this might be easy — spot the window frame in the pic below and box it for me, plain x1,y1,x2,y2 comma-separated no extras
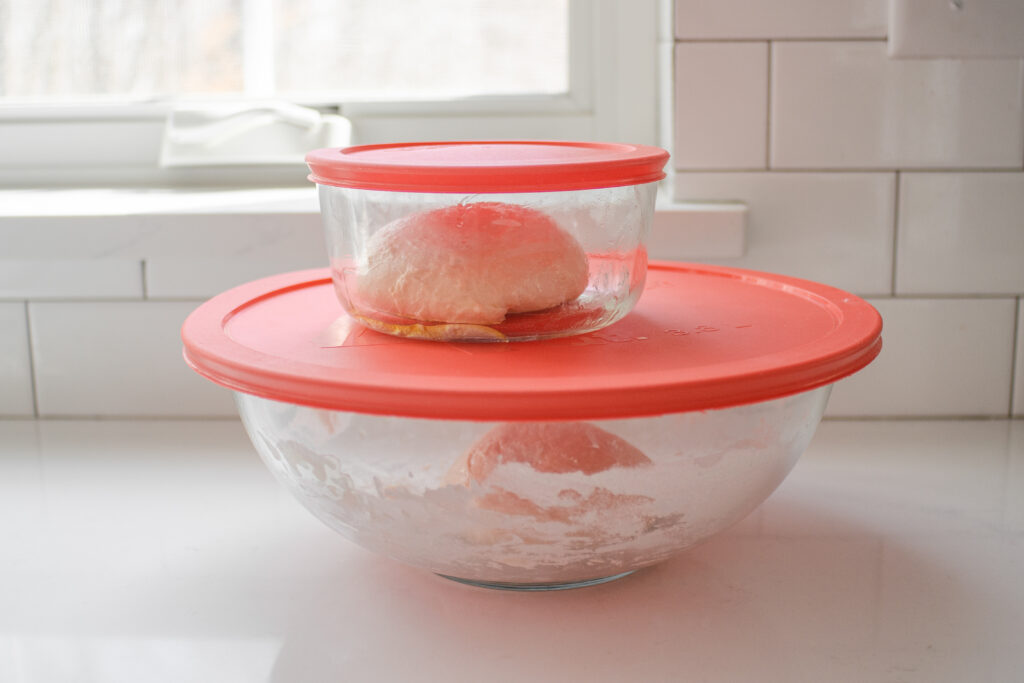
0,0,661,189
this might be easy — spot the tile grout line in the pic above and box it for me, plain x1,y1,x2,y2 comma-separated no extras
765,40,773,170
23,302,40,418
0,297,209,305
675,37,887,44
890,171,901,295
1009,296,1021,417
862,293,1023,301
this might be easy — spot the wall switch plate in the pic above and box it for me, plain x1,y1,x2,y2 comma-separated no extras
889,0,1024,58
649,199,747,260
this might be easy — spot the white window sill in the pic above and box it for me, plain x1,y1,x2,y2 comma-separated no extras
0,187,321,217
0,188,745,301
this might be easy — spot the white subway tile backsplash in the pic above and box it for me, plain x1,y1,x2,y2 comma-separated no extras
826,298,1017,417
0,188,319,217
0,304,34,416
771,42,1024,169
29,301,235,417
1,213,324,299
675,0,887,39
135,214,324,260
649,202,747,259
889,0,1024,59
897,173,1024,295
1,216,148,258
0,260,142,300
146,257,323,299
673,172,894,295
674,42,767,169
1,213,323,260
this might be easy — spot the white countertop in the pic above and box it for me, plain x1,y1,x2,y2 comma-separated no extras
2,418,1022,682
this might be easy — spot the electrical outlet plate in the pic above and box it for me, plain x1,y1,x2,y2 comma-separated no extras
889,0,1024,58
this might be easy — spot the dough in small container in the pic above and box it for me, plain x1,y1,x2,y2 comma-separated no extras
356,202,589,325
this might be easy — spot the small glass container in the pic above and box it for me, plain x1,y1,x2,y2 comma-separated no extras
306,141,670,342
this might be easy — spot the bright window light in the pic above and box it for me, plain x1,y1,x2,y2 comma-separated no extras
0,0,569,102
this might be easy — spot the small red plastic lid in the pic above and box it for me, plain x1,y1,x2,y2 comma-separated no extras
182,263,881,421
305,141,670,193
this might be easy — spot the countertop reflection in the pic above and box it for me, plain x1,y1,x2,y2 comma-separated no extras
1,418,1021,682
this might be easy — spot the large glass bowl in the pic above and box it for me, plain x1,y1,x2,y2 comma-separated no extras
236,386,831,590
182,263,882,591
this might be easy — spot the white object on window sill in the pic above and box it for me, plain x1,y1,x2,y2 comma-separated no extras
159,102,352,167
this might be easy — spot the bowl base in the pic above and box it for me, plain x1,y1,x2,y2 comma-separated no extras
436,570,636,592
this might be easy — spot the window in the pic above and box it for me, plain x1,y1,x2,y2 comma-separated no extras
0,0,661,188
2,0,568,101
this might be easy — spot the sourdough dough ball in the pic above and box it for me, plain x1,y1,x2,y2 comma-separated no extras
357,202,588,325
446,422,652,523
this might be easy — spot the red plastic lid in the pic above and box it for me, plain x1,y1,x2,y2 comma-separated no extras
182,263,881,421
305,141,670,193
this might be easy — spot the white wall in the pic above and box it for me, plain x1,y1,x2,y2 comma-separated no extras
0,200,325,418
672,0,1023,417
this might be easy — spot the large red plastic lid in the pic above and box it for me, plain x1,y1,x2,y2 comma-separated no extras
305,141,670,193
182,262,881,421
